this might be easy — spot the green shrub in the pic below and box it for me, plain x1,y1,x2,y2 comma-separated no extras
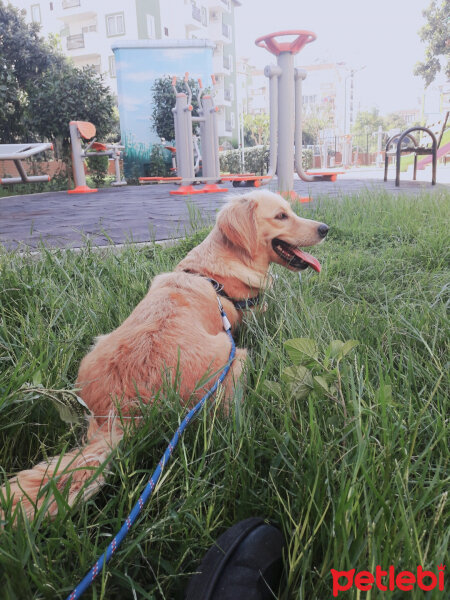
302,148,313,170
86,153,109,187
220,146,312,174
145,144,171,177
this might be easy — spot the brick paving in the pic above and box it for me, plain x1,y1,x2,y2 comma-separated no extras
0,173,448,250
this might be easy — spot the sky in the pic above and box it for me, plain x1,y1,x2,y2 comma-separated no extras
234,0,436,115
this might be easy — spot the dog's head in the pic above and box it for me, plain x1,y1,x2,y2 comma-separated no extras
217,190,328,272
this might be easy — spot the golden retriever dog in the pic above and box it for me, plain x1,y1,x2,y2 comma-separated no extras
1,190,328,520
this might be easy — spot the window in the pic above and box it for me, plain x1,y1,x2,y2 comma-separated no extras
231,112,235,128
164,27,169,36
82,24,97,33
201,6,207,26
31,4,41,23
49,2,54,10
146,15,155,39
106,13,125,37
109,56,116,78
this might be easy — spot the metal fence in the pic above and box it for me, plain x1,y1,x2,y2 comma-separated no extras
308,133,391,167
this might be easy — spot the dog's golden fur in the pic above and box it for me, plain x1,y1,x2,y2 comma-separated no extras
1,190,327,520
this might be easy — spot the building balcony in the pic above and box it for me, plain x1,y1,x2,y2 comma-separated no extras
210,0,230,11
56,2,97,25
66,31,101,57
185,4,208,31
208,19,232,43
214,87,231,107
71,53,102,73
67,33,84,50
62,0,80,8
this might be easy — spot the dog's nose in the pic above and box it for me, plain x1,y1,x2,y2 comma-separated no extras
318,223,329,238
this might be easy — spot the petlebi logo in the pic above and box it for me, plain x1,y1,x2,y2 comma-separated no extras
330,564,445,597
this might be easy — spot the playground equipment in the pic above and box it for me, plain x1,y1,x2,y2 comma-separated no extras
254,30,343,196
68,121,126,194
140,73,227,195
0,143,52,185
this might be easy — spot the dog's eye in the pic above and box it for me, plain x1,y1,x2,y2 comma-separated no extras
275,213,288,220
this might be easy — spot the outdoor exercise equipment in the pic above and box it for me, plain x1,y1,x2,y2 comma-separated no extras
139,73,227,195
68,121,126,194
255,30,343,196
0,143,53,185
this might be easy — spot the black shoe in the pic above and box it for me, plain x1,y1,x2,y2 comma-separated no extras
185,517,285,600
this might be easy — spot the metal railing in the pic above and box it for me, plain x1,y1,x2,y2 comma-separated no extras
192,6,201,22
308,132,391,166
67,33,84,50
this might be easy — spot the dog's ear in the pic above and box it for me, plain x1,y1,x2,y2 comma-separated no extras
217,197,258,258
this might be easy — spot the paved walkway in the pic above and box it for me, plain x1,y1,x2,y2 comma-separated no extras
0,168,448,250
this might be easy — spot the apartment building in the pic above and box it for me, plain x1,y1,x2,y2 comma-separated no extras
236,58,269,115
236,58,367,137
11,0,241,140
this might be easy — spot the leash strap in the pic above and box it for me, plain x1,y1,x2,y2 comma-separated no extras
67,301,235,600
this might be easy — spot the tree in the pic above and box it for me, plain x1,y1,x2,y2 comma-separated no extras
27,62,117,168
243,113,269,146
0,1,64,141
302,103,334,144
414,0,450,86
0,2,117,179
383,113,408,132
151,76,203,142
351,108,384,137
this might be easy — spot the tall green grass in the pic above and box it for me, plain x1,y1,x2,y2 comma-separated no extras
0,190,448,599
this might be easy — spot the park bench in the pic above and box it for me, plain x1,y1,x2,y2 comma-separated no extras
384,111,449,186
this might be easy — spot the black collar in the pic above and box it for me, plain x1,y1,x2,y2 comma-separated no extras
182,270,260,311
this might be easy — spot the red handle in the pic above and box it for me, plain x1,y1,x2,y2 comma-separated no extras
255,30,316,56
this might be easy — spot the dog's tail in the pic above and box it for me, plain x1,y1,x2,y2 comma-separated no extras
0,416,123,522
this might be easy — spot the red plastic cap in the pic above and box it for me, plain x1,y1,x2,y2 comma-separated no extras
255,30,316,55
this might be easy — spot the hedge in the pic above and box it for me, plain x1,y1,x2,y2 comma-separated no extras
219,145,313,175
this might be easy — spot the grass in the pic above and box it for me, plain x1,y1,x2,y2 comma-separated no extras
0,190,449,599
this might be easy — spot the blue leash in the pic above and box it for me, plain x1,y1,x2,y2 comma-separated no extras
67,298,235,600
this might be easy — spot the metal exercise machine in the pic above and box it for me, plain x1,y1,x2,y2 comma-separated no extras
255,30,343,197
68,120,126,194
140,73,227,195
0,143,53,185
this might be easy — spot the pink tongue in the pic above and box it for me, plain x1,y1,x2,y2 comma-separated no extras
291,248,321,272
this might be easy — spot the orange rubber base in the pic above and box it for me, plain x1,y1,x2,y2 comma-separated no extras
68,186,98,194
202,184,229,193
305,171,344,182
280,190,312,203
170,185,205,196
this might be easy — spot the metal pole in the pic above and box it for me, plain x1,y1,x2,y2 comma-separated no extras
263,64,281,180
294,68,315,182
276,51,295,192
